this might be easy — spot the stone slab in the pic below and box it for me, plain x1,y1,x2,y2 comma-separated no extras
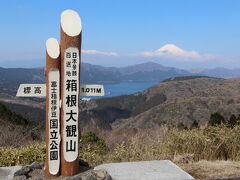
0,166,22,180
94,160,194,180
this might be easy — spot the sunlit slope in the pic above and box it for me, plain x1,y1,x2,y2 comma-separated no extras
80,77,240,132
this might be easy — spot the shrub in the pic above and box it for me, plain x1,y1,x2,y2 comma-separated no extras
79,132,108,165
80,131,107,154
30,128,41,141
177,122,188,130
190,120,199,129
227,114,237,128
208,112,225,126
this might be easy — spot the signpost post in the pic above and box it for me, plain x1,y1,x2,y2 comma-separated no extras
60,10,82,176
45,38,61,177
16,9,105,177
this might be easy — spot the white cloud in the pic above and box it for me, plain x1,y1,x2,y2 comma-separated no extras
141,44,216,61
82,49,118,56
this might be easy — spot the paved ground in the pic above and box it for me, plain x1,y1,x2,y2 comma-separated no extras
0,165,22,180
94,160,194,180
0,160,194,180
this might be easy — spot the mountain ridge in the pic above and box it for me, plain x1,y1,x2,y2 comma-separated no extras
1,61,240,96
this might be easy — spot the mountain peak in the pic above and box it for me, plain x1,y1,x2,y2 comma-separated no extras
120,61,167,72
157,44,184,55
141,61,164,66
136,61,165,68
141,44,200,58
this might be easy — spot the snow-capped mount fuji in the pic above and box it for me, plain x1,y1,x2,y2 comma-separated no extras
142,44,200,59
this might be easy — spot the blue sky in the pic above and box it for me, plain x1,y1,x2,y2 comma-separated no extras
0,0,240,69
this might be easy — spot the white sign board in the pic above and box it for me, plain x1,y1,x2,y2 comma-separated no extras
17,84,104,97
16,84,46,97
80,84,104,96
48,69,60,175
63,47,79,162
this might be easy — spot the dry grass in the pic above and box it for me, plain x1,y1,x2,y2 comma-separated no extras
166,125,240,161
179,160,240,179
1,125,240,179
103,125,240,163
0,142,45,166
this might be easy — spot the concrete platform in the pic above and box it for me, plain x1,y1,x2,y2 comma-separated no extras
0,160,194,180
94,160,194,180
0,166,22,180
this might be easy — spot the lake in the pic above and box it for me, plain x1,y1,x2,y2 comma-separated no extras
81,81,159,100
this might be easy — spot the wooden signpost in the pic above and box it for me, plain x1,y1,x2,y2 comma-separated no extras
45,38,61,177
60,10,82,176
16,9,105,177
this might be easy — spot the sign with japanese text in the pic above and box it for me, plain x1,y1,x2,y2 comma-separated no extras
48,69,60,175
63,47,79,162
16,9,86,177
16,84,46,97
17,84,104,97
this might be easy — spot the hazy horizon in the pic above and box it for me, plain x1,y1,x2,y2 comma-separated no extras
1,60,240,71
